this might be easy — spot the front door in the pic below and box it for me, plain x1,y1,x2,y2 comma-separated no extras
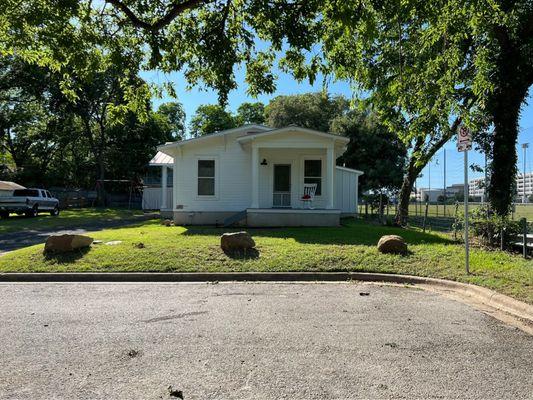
273,164,291,207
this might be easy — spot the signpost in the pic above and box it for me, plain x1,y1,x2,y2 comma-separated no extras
457,125,472,274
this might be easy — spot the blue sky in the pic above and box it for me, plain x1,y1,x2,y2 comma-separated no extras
141,67,533,189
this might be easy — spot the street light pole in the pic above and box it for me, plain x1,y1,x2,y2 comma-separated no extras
522,143,529,203
443,149,447,217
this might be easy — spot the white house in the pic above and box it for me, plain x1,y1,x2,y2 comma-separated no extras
155,124,363,227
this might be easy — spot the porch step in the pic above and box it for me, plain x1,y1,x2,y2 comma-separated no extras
223,210,247,227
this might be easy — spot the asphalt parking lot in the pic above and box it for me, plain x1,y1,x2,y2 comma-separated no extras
0,282,531,399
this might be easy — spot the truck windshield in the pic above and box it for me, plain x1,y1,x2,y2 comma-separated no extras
13,189,39,197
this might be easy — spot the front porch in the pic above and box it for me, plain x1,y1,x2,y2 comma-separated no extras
246,208,341,227
171,207,341,227
240,135,340,211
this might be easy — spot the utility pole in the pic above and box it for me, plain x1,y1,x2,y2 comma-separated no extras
443,149,447,217
522,143,529,203
483,152,487,204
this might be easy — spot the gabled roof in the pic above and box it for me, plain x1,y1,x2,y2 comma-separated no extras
157,125,351,156
236,125,350,144
158,124,272,153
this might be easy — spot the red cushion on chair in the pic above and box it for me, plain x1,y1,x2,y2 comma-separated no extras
302,194,311,200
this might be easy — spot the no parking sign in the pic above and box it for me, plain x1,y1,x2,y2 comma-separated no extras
457,126,472,152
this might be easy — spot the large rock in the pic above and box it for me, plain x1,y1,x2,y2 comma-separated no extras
44,234,93,254
377,235,407,254
220,231,256,251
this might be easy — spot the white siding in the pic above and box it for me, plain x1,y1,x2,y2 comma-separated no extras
174,131,252,212
335,167,359,214
142,187,172,210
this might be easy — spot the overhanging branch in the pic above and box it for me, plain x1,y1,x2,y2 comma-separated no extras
105,0,211,32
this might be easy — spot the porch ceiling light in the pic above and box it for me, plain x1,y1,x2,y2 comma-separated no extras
261,158,268,166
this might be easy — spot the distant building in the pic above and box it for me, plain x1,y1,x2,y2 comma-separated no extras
417,184,463,203
516,173,533,202
468,173,533,203
469,178,486,201
418,188,443,203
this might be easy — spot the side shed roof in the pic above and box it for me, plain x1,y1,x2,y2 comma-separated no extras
149,151,174,166
336,166,364,175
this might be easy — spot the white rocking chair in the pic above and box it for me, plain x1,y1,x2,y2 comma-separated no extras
301,183,317,209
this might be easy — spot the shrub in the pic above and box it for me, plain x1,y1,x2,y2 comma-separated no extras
454,206,522,248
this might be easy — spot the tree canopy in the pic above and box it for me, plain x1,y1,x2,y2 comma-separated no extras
189,104,237,137
235,102,266,125
0,0,321,110
157,102,186,140
276,0,533,217
331,109,407,193
0,55,176,190
265,93,348,132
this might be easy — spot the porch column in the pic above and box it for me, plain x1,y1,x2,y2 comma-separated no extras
161,165,168,210
326,144,335,209
251,143,259,208
173,151,180,209
355,173,360,214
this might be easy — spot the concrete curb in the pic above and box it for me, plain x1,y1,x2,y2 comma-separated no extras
0,271,531,323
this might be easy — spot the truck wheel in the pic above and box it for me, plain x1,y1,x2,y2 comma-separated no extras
50,206,60,216
0,211,9,219
25,206,38,218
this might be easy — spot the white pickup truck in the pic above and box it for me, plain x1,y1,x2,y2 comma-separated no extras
0,189,60,218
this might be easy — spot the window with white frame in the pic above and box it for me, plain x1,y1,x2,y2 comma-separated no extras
197,159,215,196
304,159,322,195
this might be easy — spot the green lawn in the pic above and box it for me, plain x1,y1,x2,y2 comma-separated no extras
359,203,533,221
0,208,146,234
0,218,531,304
407,203,533,220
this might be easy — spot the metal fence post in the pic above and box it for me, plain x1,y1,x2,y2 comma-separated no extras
500,223,504,251
423,202,429,233
522,218,527,258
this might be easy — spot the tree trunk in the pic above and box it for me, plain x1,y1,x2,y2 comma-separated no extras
395,136,426,226
488,26,531,216
4,128,25,170
395,156,422,226
489,91,524,216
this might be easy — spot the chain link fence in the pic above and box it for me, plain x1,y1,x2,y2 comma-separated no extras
358,201,533,257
